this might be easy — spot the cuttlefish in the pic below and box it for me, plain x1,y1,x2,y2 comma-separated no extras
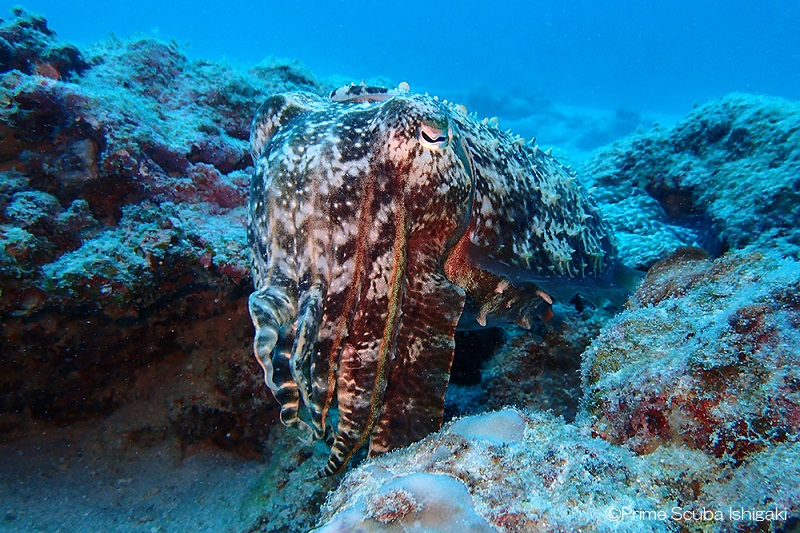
247,82,624,475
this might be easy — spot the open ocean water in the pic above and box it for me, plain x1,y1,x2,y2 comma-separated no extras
3,0,800,113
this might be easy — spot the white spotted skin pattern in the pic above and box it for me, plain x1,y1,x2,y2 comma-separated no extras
247,86,616,476
453,115,613,280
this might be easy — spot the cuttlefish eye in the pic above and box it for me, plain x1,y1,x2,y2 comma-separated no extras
418,122,450,149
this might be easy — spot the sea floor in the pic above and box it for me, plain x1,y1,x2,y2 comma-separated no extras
0,423,269,532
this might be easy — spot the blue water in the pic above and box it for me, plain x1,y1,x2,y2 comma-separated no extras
4,1,800,115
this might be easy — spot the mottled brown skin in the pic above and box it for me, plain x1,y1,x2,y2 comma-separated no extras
247,84,616,475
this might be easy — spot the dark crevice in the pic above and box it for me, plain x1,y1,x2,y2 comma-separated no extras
451,327,505,386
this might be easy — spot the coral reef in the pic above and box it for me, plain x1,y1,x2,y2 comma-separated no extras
318,249,800,532
581,94,800,268
0,8,373,531
0,8,325,450
311,86,800,533
0,7,88,79
2,6,799,532
582,247,800,461
318,407,799,532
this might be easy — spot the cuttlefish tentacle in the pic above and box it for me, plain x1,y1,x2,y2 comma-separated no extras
323,164,411,476
289,285,324,436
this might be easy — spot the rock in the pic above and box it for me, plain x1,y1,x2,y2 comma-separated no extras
582,248,800,461
317,410,670,532
319,248,800,531
0,8,326,452
0,7,88,79
315,472,493,532
581,94,800,268
476,302,609,421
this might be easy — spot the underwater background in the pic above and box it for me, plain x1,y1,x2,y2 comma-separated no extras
1,1,800,532
7,0,800,113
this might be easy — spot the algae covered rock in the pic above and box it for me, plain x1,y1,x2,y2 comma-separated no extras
316,472,494,532
582,247,800,460
475,301,609,422
0,7,88,79
0,6,325,450
582,93,800,267
312,410,647,531
317,409,669,532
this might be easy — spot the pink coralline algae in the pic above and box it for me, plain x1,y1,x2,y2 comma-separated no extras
582,248,800,462
366,488,421,524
